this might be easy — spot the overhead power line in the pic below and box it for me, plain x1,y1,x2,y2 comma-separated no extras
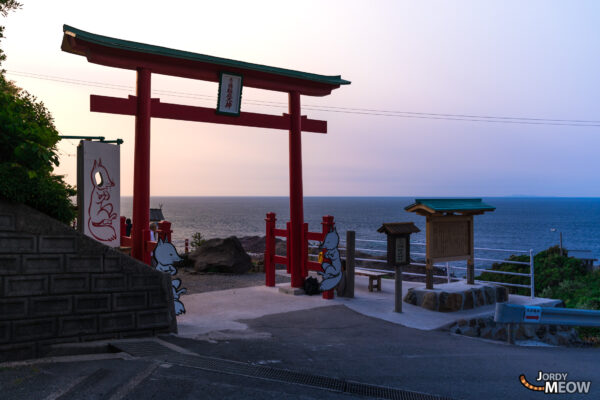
6,69,600,127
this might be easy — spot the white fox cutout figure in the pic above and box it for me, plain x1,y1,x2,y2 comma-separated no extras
318,228,343,291
87,159,117,241
153,237,187,315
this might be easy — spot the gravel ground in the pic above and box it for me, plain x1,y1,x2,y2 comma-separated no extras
175,268,290,294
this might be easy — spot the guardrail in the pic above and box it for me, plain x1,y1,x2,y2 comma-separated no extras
495,302,600,344
495,303,600,327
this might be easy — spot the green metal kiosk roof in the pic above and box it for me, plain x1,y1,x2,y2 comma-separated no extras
405,198,496,214
62,25,351,88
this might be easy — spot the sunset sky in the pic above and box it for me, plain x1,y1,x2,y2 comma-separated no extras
3,1,600,196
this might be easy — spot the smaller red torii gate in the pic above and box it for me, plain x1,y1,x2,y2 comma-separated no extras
61,25,350,288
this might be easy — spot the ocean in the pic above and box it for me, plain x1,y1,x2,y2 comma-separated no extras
121,197,600,267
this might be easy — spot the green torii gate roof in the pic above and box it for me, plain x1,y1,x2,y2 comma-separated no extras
405,198,496,215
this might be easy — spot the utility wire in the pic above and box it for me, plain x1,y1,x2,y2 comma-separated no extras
7,69,600,127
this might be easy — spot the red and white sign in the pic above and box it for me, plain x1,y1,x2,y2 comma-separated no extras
77,141,120,247
216,72,243,116
523,306,542,322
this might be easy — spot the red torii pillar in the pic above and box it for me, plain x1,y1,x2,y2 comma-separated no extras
288,91,304,288
131,69,152,261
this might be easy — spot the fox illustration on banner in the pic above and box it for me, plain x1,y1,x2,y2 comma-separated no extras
87,159,117,242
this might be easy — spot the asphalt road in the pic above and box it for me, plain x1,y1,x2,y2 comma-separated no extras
1,305,598,400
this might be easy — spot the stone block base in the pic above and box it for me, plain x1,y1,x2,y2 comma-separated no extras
403,281,509,312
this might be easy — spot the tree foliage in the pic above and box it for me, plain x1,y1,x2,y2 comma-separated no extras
0,1,76,223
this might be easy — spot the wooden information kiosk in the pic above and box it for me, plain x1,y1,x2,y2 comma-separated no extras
405,199,495,289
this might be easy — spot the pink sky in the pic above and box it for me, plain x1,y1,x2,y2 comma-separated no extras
4,1,600,196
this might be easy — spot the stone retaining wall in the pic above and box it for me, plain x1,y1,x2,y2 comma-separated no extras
0,200,176,362
448,315,581,346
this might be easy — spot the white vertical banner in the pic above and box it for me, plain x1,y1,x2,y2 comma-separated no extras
77,141,120,247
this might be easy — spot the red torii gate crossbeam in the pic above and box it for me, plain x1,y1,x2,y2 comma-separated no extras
61,25,350,288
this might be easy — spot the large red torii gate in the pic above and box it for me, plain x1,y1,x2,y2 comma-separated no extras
61,25,350,288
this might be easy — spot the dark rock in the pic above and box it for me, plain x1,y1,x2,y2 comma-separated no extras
535,325,547,339
475,289,486,307
495,286,508,303
484,286,496,304
439,292,463,312
462,326,479,337
238,236,286,257
403,289,418,305
421,292,438,311
463,290,474,310
556,332,571,346
516,324,536,339
189,236,252,274
481,329,493,339
493,327,507,341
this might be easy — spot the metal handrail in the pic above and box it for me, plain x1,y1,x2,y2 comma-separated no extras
342,234,536,298
451,266,531,277
475,257,529,265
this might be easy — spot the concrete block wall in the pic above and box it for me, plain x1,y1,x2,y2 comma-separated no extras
0,200,176,362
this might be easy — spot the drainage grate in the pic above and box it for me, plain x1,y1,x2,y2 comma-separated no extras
164,353,453,400
113,341,453,400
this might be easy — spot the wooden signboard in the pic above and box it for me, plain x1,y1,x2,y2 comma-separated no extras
427,215,473,262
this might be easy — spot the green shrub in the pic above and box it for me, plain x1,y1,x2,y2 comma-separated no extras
190,232,206,250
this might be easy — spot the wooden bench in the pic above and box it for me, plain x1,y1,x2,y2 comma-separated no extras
354,268,388,292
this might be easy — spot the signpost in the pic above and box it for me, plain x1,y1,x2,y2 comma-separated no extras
378,222,420,312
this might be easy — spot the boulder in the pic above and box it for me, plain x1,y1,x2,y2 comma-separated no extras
474,289,486,307
403,289,418,305
421,292,438,311
495,286,508,303
483,286,496,304
439,292,463,312
463,290,474,310
535,325,547,339
238,236,287,257
493,326,507,341
189,236,252,274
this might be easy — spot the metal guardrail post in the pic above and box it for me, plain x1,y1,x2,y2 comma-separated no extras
529,249,534,298
345,230,355,298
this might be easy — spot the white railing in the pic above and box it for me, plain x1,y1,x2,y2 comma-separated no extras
337,236,535,298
